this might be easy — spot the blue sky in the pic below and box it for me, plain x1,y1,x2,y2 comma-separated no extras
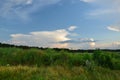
0,0,120,49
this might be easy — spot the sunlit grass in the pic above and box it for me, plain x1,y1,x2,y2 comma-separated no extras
0,66,119,80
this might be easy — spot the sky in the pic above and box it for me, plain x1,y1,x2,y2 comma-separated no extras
0,0,120,49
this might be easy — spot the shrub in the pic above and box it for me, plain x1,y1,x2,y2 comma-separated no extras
93,50,113,69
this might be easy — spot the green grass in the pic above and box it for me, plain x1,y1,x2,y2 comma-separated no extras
0,47,120,80
0,48,119,69
0,66,119,80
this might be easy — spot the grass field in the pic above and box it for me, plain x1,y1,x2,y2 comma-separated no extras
0,47,120,80
0,66,120,80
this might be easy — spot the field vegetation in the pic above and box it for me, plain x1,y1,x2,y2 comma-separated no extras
0,43,120,80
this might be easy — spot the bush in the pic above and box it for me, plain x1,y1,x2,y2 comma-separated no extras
93,50,113,69
69,54,84,67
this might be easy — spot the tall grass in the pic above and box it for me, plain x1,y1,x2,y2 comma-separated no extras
0,48,120,69
0,66,120,80
0,47,120,80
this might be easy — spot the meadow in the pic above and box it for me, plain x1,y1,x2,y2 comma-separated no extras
0,46,120,80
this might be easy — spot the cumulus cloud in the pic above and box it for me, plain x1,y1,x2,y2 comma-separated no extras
9,29,70,48
0,0,61,19
107,26,120,32
68,26,77,31
6,26,97,49
89,42,95,47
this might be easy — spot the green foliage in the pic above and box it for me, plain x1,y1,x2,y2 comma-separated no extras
93,50,114,69
69,54,84,66
0,47,120,80
0,48,119,70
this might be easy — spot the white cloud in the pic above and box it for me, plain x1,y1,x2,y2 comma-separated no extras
9,29,70,48
107,26,120,32
26,0,33,5
114,42,120,45
88,9,114,16
95,41,120,49
89,42,95,47
0,0,61,20
59,38,96,44
80,0,95,3
30,29,70,42
83,0,120,31
58,38,96,49
6,26,97,49
68,26,77,31
84,0,120,16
